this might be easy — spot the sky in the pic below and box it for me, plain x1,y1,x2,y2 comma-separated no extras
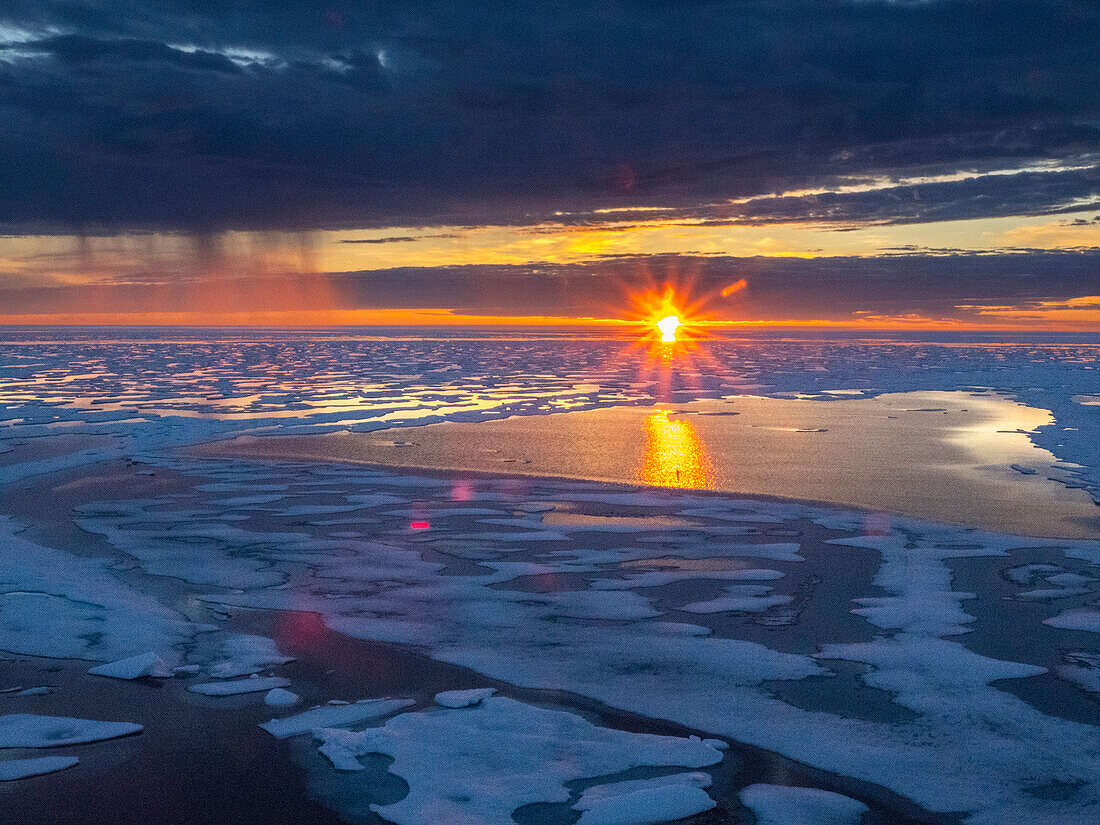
1,1,1099,328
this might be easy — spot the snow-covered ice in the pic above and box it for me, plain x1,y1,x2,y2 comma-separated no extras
67,455,1097,825
433,688,496,708
739,784,868,825
188,676,291,696
312,696,724,824
0,714,142,747
206,634,295,678
0,517,193,662
574,784,716,825
573,772,717,824
15,686,52,696
264,688,301,707
2,330,1100,823
573,772,712,809
259,698,415,738
0,755,79,781
88,652,173,680
1043,607,1100,633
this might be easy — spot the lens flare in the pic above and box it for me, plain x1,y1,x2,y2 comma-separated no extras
656,314,680,342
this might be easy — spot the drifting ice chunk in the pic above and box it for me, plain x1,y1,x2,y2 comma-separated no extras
0,756,79,781
575,784,716,825
575,772,711,809
17,687,51,696
0,714,142,747
264,688,301,707
188,676,290,696
1016,587,1089,600
1043,607,1100,633
316,728,371,771
434,688,496,708
207,634,295,678
739,784,868,825
680,585,792,614
1004,563,1060,584
1058,652,1100,694
260,698,415,738
88,652,173,680
312,696,724,824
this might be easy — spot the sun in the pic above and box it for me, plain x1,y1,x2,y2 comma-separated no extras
656,314,681,342
620,267,747,351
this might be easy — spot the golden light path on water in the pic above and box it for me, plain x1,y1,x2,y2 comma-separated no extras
639,408,712,489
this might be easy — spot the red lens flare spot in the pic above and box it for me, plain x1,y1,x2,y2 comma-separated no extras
720,278,747,298
410,520,430,530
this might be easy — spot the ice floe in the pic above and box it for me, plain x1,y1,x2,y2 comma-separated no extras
433,688,496,708
575,784,716,825
1043,607,1100,633
739,784,868,825
206,634,295,678
264,688,301,707
0,714,142,747
260,698,415,738
64,457,1100,825
679,584,793,614
188,676,291,696
573,771,712,809
1057,651,1100,694
0,517,193,662
0,755,79,781
88,652,173,680
311,697,724,824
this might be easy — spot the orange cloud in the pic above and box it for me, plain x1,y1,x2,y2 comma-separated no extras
958,295,1100,328
999,221,1100,249
0,309,629,326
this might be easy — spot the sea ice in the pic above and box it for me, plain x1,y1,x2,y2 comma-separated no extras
1043,607,1100,633
1057,652,1100,694
0,517,193,662
312,697,724,824
575,784,716,825
0,755,79,781
1015,587,1090,600
259,698,415,738
0,714,142,747
264,688,301,707
573,771,711,809
65,459,1100,824
591,568,784,590
188,676,291,696
739,784,868,825
88,652,173,680
207,634,295,678
679,584,792,614
434,688,496,708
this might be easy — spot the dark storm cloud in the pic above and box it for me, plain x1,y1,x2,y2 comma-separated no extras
2,249,1097,321
1,1,1099,232
326,250,1100,319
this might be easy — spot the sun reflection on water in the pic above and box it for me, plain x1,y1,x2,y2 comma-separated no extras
638,408,712,489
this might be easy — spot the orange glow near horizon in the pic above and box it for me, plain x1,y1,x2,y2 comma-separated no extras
0,309,632,327
1,308,1097,331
